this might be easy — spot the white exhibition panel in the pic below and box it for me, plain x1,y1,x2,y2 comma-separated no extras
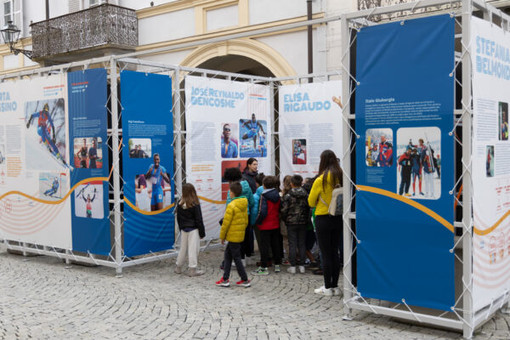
184,76,271,239
278,80,343,178
471,16,510,312
0,74,72,249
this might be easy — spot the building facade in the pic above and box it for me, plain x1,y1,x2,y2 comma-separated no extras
0,0,508,77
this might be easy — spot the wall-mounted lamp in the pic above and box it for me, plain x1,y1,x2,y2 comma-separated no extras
1,21,33,59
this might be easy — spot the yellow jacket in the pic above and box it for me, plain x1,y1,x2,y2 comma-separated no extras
308,173,338,216
220,197,248,243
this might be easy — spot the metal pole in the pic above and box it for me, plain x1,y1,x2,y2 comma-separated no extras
461,0,473,338
341,13,353,319
270,81,276,176
174,66,182,246
307,0,313,83
45,0,49,20
174,67,182,192
109,59,123,277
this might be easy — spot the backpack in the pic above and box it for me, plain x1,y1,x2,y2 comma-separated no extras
320,185,343,216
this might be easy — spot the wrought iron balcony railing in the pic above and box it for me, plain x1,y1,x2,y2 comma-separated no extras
30,4,137,61
357,0,458,21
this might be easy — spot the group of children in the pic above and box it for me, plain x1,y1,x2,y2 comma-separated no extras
175,170,318,288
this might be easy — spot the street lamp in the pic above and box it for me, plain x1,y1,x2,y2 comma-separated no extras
1,20,33,59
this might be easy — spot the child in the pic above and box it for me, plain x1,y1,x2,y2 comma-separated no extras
281,175,309,274
251,173,265,259
216,182,251,287
175,183,206,277
254,176,282,275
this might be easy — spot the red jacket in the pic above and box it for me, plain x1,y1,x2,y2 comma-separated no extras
255,188,281,231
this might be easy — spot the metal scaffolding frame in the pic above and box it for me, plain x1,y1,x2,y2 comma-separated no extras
0,2,509,338
341,1,510,339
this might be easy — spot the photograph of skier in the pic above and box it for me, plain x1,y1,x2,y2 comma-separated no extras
25,99,68,169
239,114,267,158
39,172,67,201
365,128,393,167
396,127,441,200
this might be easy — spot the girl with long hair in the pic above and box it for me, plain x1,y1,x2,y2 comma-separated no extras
308,149,343,296
175,183,206,277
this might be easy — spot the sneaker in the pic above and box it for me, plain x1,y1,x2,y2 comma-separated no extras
332,287,341,296
215,278,230,287
313,269,323,275
282,260,290,266
287,266,296,274
274,265,281,273
174,266,182,274
252,267,269,275
314,286,333,296
236,279,251,288
298,266,305,274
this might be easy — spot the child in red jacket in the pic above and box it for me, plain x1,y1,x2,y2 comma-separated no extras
253,176,281,275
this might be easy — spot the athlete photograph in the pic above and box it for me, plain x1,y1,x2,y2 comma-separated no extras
73,137,103,169
0,144,5,165
396,127,441,200
129,138,151,159
145,153,171,211
25,99,68,170
220,123,238,158
38,172,67,201
292,139,307,165
499,102,509,141
365,128,393,167
239,114,267,158
74,183,104,219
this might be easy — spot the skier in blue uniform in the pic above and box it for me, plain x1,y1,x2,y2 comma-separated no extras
26,103,63,162
44,177,59,197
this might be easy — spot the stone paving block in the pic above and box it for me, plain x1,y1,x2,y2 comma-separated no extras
1,244,510,339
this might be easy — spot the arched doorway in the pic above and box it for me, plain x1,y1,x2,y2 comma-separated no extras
180,38,295,78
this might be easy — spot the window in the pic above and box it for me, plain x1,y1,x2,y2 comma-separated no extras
3,0,11,25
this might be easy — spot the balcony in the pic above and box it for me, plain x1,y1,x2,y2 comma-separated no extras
30,4,138,64
357,0,456,21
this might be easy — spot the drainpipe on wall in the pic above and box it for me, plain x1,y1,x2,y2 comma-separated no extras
307,0,313,83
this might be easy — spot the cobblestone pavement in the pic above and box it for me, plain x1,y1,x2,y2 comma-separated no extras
0,243,509,340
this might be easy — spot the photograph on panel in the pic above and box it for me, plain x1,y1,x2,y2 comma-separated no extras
396,127,441,199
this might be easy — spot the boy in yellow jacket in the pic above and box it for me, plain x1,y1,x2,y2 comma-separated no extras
216,182,251,287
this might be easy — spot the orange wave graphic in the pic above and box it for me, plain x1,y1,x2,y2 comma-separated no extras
198,196,227,205
356,185,454,233
473,210,510,236
0,177,109,205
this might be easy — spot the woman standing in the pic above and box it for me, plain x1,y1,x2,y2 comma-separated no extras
242,158,258,258
242,158,258,194
308,150,343,296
